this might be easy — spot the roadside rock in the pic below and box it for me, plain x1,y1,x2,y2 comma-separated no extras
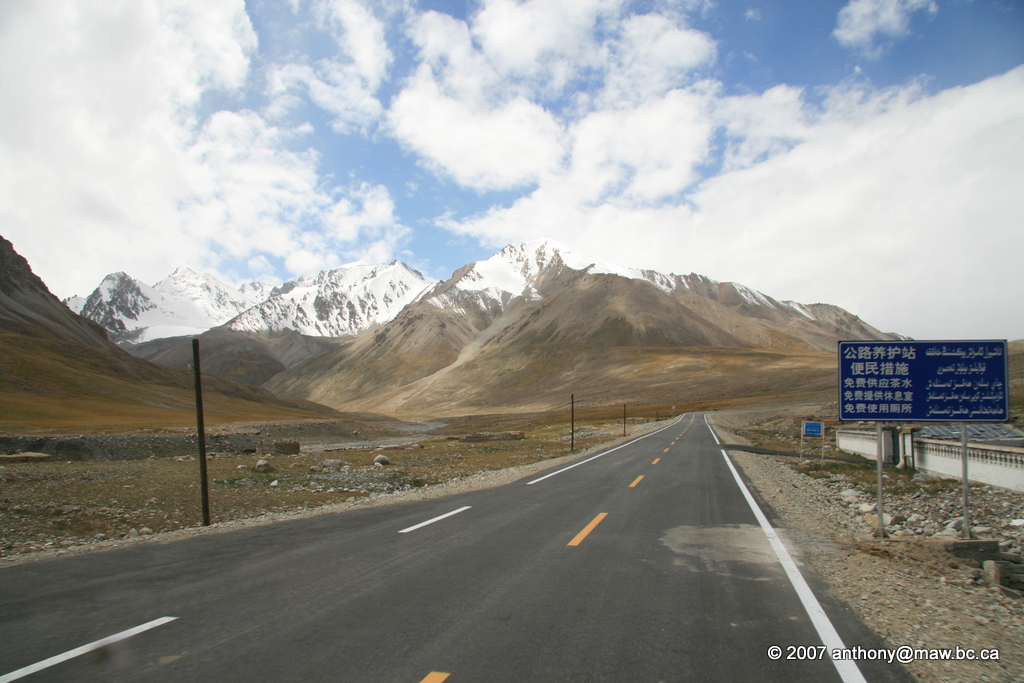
255,459,274,473
373,454,390,466
721,446,1024,682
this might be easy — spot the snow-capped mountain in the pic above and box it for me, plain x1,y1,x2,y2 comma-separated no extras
264,238,896,413
228,261,435,337
68,238,886,354
67,268,271,343
423,237,820,323
68,260,436,343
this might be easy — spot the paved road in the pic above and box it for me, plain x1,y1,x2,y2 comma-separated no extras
0,413,912,682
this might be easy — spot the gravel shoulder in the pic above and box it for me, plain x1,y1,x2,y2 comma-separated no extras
709,411,1024,683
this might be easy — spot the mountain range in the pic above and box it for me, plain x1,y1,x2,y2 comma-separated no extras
52,237,898,416
260,239,894,414
0,235,338,432
65,261,434,343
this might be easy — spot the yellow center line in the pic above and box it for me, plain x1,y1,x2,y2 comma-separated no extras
663,448,670,453
568,513,608,546
419,673,450,683
629,475,644,488
651,458,660,465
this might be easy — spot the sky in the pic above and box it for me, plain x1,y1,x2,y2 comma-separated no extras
1,0,1022,341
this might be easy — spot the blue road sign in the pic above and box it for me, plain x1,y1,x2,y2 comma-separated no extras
838,340,1008,422
802,421,823,437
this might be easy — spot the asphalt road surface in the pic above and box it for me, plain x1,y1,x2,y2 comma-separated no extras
0,413,913,682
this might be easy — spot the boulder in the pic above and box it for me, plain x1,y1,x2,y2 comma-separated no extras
864,513,892,528
373,454,390,466
322,459,343,469
255,459,275,472
273,440,300,455
983,560,1005,586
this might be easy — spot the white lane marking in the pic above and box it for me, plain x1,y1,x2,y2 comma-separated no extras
398,506,472,533
526,415,686,485
705,415,867,683
0,616,178,683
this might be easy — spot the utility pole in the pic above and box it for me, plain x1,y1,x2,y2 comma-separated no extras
570,394,574,452
623,404,626,437
192,339,211,527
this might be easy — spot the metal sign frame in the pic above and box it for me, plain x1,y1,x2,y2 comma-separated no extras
838,340,1008,423
802,421,823,437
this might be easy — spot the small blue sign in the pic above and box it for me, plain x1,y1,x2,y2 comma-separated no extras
802,421,823,437
838,340,1008,422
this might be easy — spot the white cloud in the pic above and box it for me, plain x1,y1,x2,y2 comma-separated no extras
0,0,405,298
266,61,384,134
599,13,716,106
570,88,713,202
266,0,392,133
444,67,1024,340
387,5,714,193
314,0,392,90
388,64,565,191
712,84,809,170
833,0,938,59
471,0,620,95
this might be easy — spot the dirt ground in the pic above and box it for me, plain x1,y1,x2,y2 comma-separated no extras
0,414,641,560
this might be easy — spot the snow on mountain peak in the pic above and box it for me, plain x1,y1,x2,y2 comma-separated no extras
68,239,804,344
227,260,435,337
438,238,649,309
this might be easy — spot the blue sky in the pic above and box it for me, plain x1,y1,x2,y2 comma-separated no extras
1,0,1022,340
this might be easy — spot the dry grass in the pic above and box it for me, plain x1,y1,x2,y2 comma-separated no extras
0,325,338,435
0,410,655,559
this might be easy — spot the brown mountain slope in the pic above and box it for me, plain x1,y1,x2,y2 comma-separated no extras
266,257,892,415
0,236,338,432
124,327,351,387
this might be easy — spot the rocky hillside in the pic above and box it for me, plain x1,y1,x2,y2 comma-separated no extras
265,239,894,414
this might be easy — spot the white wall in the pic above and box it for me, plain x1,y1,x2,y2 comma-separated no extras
838,429,1024,492
915,438,1024,492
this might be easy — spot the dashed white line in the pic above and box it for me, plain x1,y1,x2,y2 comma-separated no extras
399,506,472,533
526,415,686,485
0,616,178,683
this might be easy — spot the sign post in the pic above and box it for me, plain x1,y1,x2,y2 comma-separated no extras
838,340,1008,540
191,339,211,527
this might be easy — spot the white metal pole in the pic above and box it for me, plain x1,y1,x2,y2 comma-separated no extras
961,423,972,540
875,422,886,538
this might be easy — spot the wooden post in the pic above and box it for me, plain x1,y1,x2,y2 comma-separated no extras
192,339,211,527
570,394,574,452
623,404,626,437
